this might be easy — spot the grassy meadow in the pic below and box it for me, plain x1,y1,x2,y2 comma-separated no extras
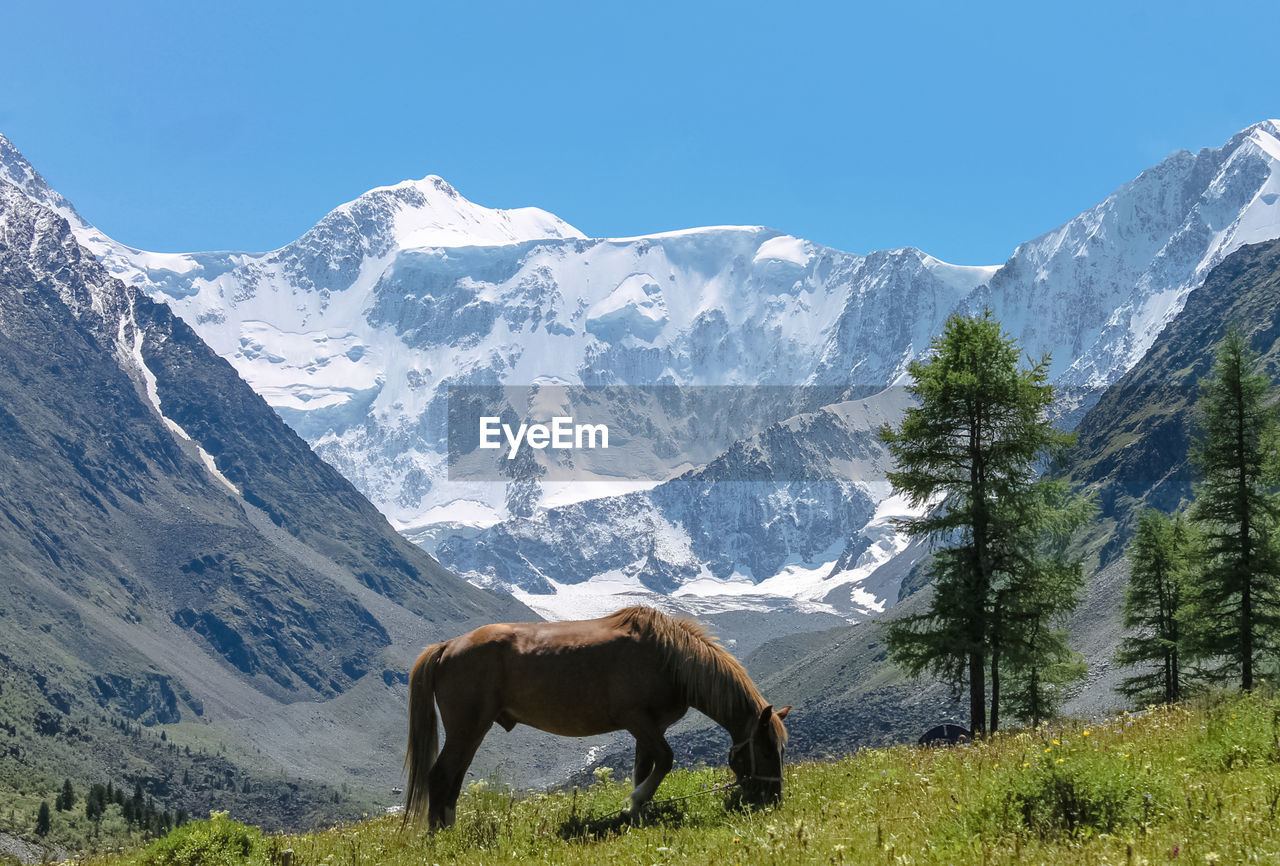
65,692,1280,866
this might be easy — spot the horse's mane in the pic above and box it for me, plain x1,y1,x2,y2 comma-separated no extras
605,606,777,736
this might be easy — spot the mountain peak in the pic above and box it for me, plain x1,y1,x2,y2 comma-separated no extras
0,133,82,225
328,173,586,250
413,174,459,198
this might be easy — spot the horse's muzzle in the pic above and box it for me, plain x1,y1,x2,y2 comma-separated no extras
740,778,783,806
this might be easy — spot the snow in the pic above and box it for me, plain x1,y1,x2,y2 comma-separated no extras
233,321,381,411
512,570,661,621
125,249,201,274
539,480,663,510
346,175,585,249
753,235,811,267
1247,124,1280,163
118,301,241,496
608,225,766,243
412,499,502,529
673,491,923,618
919,254,999,289
585,274,669,340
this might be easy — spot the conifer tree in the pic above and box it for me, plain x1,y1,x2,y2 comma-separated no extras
1116,509,1192,704
880,310,1088,735
1185,329,1280,690
994,480,1092,725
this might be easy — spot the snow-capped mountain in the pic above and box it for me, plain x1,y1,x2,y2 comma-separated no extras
971,121,1280,392
2,136,995,529
4,120,1280,625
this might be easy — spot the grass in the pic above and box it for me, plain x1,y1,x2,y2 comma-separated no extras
75,692,1280,865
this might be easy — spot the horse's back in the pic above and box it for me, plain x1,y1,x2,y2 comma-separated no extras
434,614,684,737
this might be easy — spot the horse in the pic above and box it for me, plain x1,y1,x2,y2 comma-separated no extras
403,605,790,829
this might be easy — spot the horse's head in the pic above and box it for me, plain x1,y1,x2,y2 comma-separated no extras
729,704,791,805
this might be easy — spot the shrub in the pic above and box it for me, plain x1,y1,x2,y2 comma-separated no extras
970,751,1158,839
138,811,265,866
1190,691,1280,771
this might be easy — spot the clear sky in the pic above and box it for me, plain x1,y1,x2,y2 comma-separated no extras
2,1,1278,265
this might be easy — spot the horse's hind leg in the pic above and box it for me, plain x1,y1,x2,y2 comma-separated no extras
428,728,487,829
623,724,673,817
427,685,495,830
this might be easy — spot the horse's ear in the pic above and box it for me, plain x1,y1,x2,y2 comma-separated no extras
775,706,791,720
760,704,773,722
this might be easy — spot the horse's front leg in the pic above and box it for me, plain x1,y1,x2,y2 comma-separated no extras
623,727,673,817
632,741,655,795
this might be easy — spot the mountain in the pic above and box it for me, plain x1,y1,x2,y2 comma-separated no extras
4,121,1279,634
0,176,542,831
6,123,1278,631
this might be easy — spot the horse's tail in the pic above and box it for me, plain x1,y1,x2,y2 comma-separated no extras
404,642,446,825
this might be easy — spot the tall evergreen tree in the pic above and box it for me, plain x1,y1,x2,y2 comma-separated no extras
35,801,50,836
1116,509,1192,704
131,781,145,825
880,310,1085,735
994,480,1092,726
85,784,106,822
60,779,74,812
1186,329,1280,690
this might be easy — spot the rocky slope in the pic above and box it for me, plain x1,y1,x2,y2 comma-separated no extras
0,180,538,824
1060,236,1280,565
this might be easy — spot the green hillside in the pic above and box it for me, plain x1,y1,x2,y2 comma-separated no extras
1063,237,1280,568
67,692,1280,866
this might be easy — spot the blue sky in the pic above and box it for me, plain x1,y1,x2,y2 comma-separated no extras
3,1,1278,264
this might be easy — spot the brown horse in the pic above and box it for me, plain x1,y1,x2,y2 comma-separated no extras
404,606,790,829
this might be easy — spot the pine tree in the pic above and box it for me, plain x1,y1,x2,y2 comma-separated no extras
994,481,1092,725
1185,329,1280,690
35,801,50,837
131,781,145,825
60,779,74,812
86,784,106,822
880,310,1086,735
1116,509,1192,704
